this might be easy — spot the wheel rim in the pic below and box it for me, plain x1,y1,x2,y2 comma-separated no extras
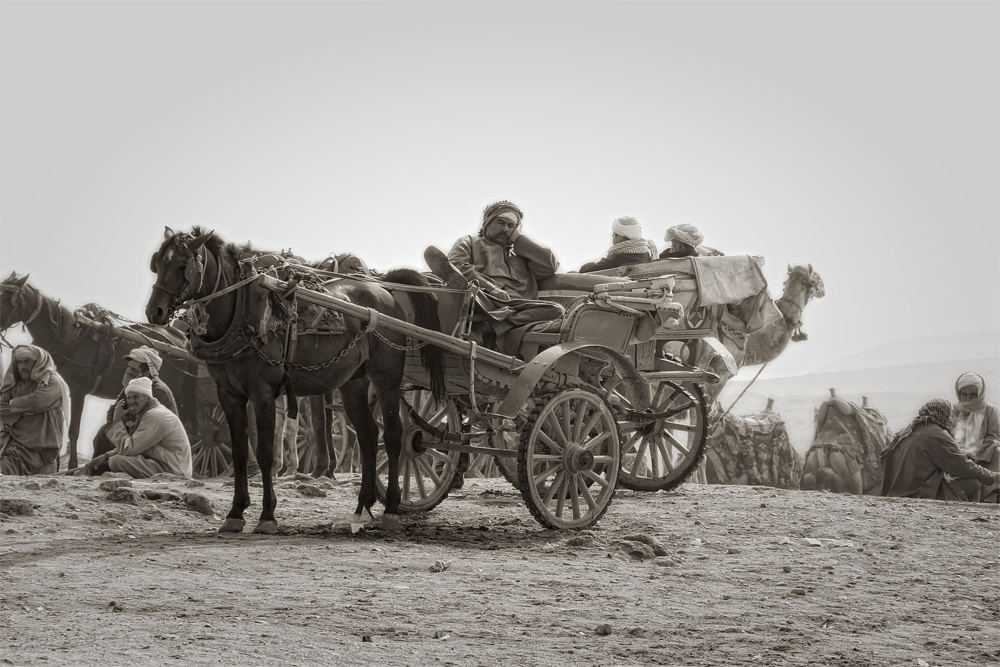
618,381,707,491
518,388,620,529
375,390,463,512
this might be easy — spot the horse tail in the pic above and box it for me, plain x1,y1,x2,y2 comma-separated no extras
383,268,447,400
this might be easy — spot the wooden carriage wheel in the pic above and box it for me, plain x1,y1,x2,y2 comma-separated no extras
517,387,621,530
617,380,708,492
190,403,233,479
373,389,463,512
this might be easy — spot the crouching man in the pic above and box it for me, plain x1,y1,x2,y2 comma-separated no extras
87,377,192,478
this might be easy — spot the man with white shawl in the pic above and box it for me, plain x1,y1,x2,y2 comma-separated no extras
579,216,658,273
952,372,1000,492
0,344,70,475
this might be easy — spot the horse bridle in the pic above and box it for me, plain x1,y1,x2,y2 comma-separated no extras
151,244,214,316
0,282,45,335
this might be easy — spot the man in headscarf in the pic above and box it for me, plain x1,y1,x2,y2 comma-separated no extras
952,372,999,474
91,346,178,460
424,200,564,352
1,344,71,475
881,399,999,502
86,377,192,478
579,216,658,273
659,223,723,259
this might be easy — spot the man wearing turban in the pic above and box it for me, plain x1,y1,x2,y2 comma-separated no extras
424,200,564,353
0,345,71,475
86,376,192,478
579,216,658,273
659,223,723,259
951,372,999,476
91,346,178,460
881,399,999,502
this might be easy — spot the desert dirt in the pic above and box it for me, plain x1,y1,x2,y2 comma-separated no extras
1,472,997,667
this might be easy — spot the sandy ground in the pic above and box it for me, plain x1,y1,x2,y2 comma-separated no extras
1,473,997,667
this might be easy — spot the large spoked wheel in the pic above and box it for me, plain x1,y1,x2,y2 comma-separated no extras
517,387,621,530
618,380,708,492
190,403,233,479
374,390,463,512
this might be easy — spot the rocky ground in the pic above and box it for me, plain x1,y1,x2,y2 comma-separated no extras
1,472,997,666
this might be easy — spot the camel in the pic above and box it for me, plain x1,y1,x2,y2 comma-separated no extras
695,264,825,404
800,390,893,495
701,398,803,489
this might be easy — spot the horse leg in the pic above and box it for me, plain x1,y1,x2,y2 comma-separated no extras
273,395,286,477
66,388,86,470
310,394,332,478
218,389,252,533
340,378,379,517
250,391,279,534
282,397,302,477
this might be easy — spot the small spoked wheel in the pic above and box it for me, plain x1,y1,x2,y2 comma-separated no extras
190,403,233,479
618,380,708,492
374,390,463,512
517,387,621,529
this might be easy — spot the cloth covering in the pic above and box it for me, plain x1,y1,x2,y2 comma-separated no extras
579,238,658,273
665,223,704,246
125,377,154,398
1,345,71,475
690,255,769,307
611,216,642,239
106,400,192,478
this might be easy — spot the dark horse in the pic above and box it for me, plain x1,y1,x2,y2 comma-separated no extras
144,228,446,533
1,272,197,469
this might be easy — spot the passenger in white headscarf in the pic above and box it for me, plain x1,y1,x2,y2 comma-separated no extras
580,216,658,273
952,372,999,480
1,344,71,475
659,223,724,259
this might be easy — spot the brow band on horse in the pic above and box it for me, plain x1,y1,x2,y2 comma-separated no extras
0,282,46,329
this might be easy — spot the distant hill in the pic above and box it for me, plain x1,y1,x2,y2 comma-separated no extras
811,330,998,374
719,332,1000,456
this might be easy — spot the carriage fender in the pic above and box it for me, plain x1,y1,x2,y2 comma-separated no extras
497,340,649,418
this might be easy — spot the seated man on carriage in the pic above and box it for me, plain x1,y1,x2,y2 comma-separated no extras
1,345,71,475
579,216,658,273
424,200,565,354
86,377,192,479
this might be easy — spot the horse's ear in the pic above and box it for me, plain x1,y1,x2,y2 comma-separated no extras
187,230,214,252
6,270,16,281
787,264,792,274
807,263,813,274
164,226,175,239
14,273,29,287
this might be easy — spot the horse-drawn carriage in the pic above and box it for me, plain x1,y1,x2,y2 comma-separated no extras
256,259,752,529
145,229,786,532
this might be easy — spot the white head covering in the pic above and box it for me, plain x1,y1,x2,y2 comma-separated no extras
124,346,163,377
124,376,154,398
665,223,704,246
611,216,642,240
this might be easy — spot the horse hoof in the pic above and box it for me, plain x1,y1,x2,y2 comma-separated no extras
219,518,245,533
253,520,278,535
381,514,403,532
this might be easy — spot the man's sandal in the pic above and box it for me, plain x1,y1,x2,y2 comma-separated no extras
423,246,470,291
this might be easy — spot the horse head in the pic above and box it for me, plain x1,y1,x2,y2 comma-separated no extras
0,272,33,332
145,227,216,325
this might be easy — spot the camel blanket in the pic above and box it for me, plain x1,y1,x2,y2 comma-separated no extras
703,410,803,489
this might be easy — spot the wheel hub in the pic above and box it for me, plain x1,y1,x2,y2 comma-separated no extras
401,425,426,457
563,443,595,474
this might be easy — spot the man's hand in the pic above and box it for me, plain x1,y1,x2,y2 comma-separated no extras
506,224,522,245
488,287,511,302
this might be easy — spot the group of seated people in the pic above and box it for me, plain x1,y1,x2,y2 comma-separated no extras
881,372,999,503
1,343,192,480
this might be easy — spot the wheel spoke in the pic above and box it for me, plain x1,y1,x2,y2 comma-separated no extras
629,438,651,476
662,420,695,432
533,463,562,487
546,412,569,449
575,407,603,444
622,431,644,456
580,430,611,451
569,475,582,520
581,468,610,489
578,475,599,509
544,470,567,504
537,429,563,453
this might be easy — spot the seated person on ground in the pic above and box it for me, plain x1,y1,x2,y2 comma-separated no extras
424,200,564,352
92,346,177,459
881,399,999,503
659,223,723,259
0,345,70,475
86,377,193,479
579,216,658,273
952,372,1000,474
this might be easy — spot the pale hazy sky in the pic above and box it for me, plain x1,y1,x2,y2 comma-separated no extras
2,1,998,380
